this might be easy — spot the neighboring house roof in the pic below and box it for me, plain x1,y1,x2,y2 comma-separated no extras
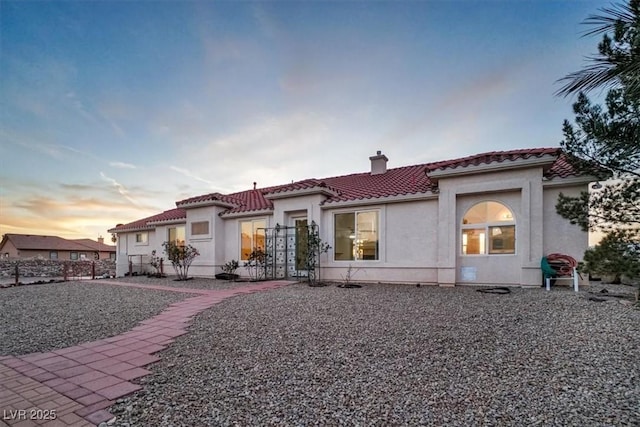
70,239,116,252
110,148,582,232
0,234,115,252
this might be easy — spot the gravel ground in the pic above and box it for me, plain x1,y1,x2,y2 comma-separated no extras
113,275,256,291
109,282,640,427
0,281,192,356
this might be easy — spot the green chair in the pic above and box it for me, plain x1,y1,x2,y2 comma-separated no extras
541,256,557,291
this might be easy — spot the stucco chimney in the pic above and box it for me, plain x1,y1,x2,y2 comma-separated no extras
369,150,388,175
97,236,104,244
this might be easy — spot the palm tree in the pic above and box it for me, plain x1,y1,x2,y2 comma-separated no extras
556,0,639,98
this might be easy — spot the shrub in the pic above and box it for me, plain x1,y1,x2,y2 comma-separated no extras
162,241,199,281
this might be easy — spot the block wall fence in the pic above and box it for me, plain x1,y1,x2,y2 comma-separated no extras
0,259,116,282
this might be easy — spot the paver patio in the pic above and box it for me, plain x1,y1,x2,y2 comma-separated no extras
0,279,294,426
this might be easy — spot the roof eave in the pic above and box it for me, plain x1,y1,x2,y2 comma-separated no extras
175,200,236,209
219,208,274,219
427,154,558,180
108,225,155,233
264,187,339,200
147,218,187,226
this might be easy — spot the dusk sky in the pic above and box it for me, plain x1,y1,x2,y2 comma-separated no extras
1,0,609,241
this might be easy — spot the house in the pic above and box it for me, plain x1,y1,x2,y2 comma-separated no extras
109,148,590,287
0,234,117,261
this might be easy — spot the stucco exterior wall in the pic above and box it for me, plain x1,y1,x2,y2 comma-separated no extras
186,206,219,277
542,184,589,261
115,229,157,276
384,200,438,266
271,194,325,226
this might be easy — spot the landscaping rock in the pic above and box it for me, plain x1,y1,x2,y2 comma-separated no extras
108,282,640,426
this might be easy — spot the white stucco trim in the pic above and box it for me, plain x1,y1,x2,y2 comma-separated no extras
321,192,437,209
542,176,594,187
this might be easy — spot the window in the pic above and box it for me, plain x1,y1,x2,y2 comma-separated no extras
110,253,116,260
461,201,515,255
135,233,148,244
191,221,209,236
334,210,379,261
168,226,186,247
50,251,58,260
70,252,78,260
240,219,266,261
80,253,87,260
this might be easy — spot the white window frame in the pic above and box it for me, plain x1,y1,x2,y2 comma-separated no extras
239,218,267,261
461,201,516,256
333,209,380,262
135,232,149,246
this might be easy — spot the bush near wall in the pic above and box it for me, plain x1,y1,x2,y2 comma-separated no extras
0,259,116,280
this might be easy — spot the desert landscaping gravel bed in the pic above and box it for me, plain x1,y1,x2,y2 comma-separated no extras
0,281,192,356
110,283,640,426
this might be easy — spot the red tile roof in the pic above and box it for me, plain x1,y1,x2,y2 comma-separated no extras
70,239,116,252
545,153,578,179
1,234,115,252
425,147,561,172
109,208,186,232
175,192,243,208
110,148,580,232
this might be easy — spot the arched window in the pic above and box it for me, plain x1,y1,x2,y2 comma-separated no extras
461,201,515,255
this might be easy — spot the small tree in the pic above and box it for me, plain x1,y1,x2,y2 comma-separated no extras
337,264,362,288
306,222,331,286
244,248,266,281
582,230,640,298
555,0,640,294
163,241,199,281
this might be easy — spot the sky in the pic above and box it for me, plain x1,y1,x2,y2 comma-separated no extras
1,0,611,241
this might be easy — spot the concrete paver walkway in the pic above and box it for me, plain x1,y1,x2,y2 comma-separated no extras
0,280,294,426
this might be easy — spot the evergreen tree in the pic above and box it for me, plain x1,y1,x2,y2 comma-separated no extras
556,0,639,285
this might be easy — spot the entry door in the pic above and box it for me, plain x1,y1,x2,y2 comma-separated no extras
292,217,308,275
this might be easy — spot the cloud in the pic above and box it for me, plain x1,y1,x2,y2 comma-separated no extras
109,161,137,169
0,180,165,240
169,166,220,189
376,64,525,163
99,172,140,206
190,111,349,191
0,195,152,240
